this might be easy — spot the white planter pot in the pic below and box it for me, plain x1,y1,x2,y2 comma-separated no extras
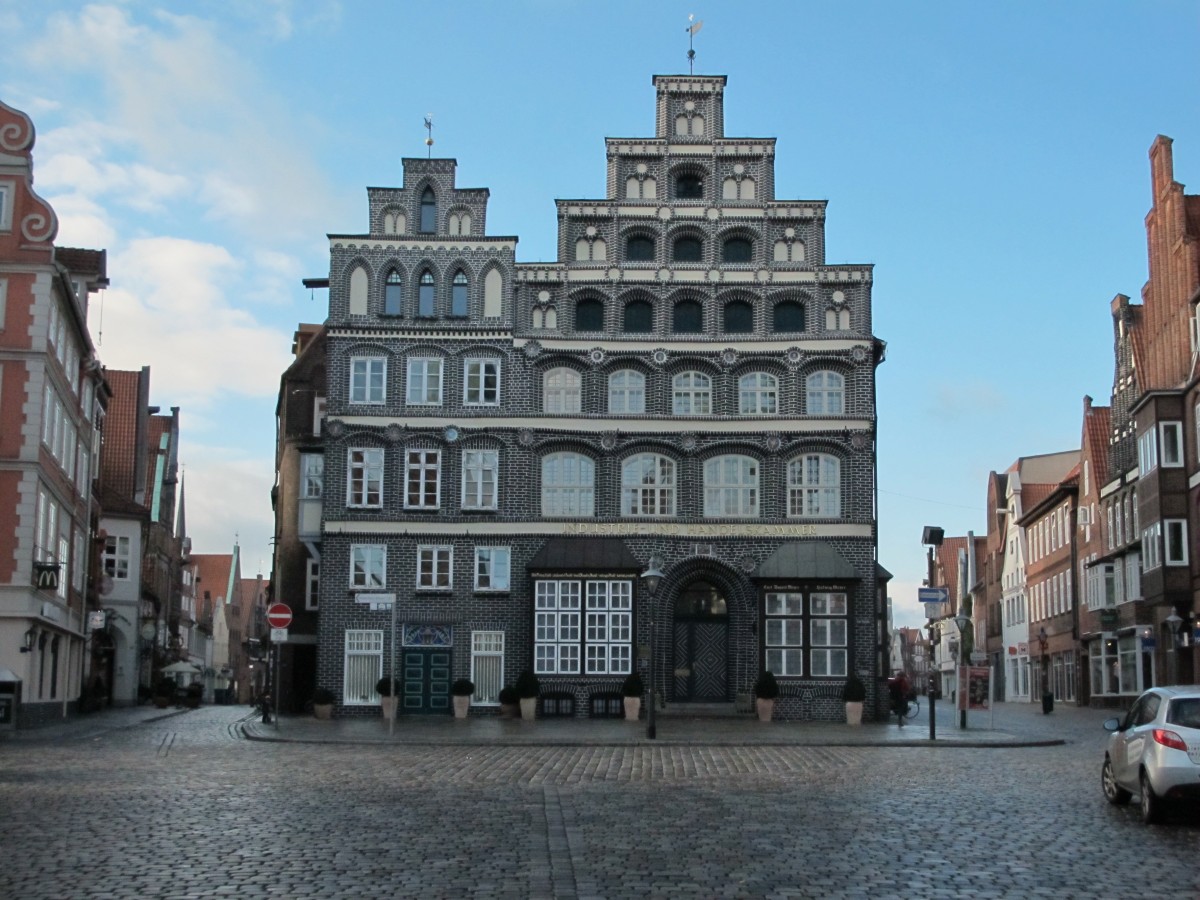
756,698,775,722
845,701,863,725
380,696,398,720
519,697,537,721
452,695,470,718
623,696,641,721
313,703,333,721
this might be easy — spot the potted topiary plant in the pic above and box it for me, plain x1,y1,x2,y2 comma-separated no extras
754,670,779,722
842,673,867,725
621,671,644,721
184,682,203,709
451,678,474,718
376,676,401,720
498,686,519,718
153,678,174,709
312,687,335,720
515,670,540,721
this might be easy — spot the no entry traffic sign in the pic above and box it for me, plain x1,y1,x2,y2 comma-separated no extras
266,603,293,629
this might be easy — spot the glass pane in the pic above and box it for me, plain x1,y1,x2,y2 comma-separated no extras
724,302,753,333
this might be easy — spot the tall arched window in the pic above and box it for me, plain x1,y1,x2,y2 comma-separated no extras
626,235,655,262
384,270,403,316
673,300,703,333
738,372,778,415
575,298,604,331
348,265,368,316
722,238,753,263
724,301,753,333
419,187,436,233
541,452,595,516
773,301,804,332
673,236,703,263
673,371,711,415
621,454,676,516
623,300,653,333
704,455,759,517
787,454,841,517
418,270,436,317
451,270,469,317
675,173,704,199
806,370,845,415
608,369,646,414
543,367,582,414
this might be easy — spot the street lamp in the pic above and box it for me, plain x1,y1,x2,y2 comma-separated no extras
641,561,664,740
1166,610,1183,686
953,611,970,729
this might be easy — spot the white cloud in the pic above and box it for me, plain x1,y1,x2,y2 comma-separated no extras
49,192,117,249
180,449,275,562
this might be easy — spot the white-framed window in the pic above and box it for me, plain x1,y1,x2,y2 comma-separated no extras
534,580,582,674
0,181,11,231
406,357,443,405
703,455,759,517
810,592,848,677
471,631,504,705
349,356,386,404
463,359,500,406
1137,427,1158,477
103,535,131,580
584,581,633,675
1160,421,1184,467
405,449,441,509
738,372,778,415
305,559,319,610
343,630,383,705
346,448,384,507
462,449,499,510
1143,522,1162,571
416,545,452,589
621,453,676,516
1165,518,1188,565
1124,551,1141,601
608,369,645,414
806,370,845,415
764,592,803,676
301,453,324,498
474,547,511,591
787,453,841,517
543,367,581,413
313,396,326,436
541,452,595,516
350,544,386,589
672,371,711,414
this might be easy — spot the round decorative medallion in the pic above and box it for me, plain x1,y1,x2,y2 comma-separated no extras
325,419,345,438
538,289,551,302
706,207,720,221
607,267,621,281
850,431,869,451
684,100,696,112
385,423,404,443
739,555,757,574
652,348,669,365
679,433,698,452
721,348,739,366
523,341,542,359
600,433,618,451
586,226,597,237
657,206,672,221
786,347,804,365
765,433,783,452
832,290,846,305
589,348,606,364
658,267,672,282
636,162,648,174
756,268,771,283
518,428,536,447
707,268,721,282
784,226,796,239
734,163,745,175
443,426,460,443
851,346,868,363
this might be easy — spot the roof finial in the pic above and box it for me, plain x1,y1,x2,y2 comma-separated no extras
686,14,703,74
424,114,434,159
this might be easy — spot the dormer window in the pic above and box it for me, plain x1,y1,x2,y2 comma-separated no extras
419,187,436,233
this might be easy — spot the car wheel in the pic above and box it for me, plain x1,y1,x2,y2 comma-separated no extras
1140,770,1163,824
1102,757,1131,805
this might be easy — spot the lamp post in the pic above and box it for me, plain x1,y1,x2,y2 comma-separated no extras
921,525,944,742
1037,626,1051,714
953,612,970,729
1165,610,1183,686
641,561,664,740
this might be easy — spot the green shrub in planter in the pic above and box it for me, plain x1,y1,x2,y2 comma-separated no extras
498,686,518,705
515,670,540,699
842,673,867,702
312,687,336,705
451,678,475,697
754,670,779,700
376,676,401,697
621,672,644,697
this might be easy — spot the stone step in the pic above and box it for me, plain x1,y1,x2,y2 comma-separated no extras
658,701,754,718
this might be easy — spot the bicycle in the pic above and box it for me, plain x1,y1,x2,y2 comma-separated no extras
895,696,919,724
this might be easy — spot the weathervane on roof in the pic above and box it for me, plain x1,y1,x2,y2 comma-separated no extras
686,14,703,74
424,114,434,158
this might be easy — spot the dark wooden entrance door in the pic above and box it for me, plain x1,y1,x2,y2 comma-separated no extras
401,648,451,714
671,580,729,702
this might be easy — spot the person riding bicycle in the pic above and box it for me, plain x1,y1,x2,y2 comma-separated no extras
889,671,912,725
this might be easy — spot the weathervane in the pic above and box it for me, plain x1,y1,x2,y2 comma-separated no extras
424,114,434,158
686,14,703,74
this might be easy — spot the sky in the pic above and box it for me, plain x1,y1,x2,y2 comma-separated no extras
3,1,1197,625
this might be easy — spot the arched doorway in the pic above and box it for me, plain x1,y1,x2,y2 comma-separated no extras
671,580,729,702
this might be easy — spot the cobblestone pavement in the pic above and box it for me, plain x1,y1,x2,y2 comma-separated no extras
1,704,1197,899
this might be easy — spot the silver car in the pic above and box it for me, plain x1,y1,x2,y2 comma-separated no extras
1102,685,1200,823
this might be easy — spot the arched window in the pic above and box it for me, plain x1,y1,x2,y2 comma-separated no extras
418,270,436,317
575,298,604,331
722,238,753,263
623,300,653,333
738,372,778,415
483,268,502,318
673,236,703,263
384,270,403,316
723,301,753,333
626,235,655,262
419,187,436,233
608,369,646,414
673,371,711,415
825,309,851,331
348,265,368,316
384,211,406,234
806,370,845,415
543,367,581,414
787,454,841,517
621,454,676,516
448,211,471,236
673,300,703,334
675,173,704,200
704,455,759,517
541,452,595,516
774,239,805,263
544,306,558,329
773,301,804,332
451,270,469,317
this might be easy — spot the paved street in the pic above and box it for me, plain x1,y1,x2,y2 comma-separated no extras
1,703,1197,899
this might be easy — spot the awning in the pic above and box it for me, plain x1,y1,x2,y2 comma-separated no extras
527,538,642,573
753,542,860,581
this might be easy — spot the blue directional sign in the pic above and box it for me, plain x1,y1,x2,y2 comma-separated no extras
918,587,949,604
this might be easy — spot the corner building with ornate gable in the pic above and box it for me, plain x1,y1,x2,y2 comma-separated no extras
315,75,889,722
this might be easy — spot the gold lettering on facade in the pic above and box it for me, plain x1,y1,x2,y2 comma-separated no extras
562,522,822,537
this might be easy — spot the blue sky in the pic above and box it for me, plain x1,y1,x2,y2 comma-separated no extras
3,1,1197,625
